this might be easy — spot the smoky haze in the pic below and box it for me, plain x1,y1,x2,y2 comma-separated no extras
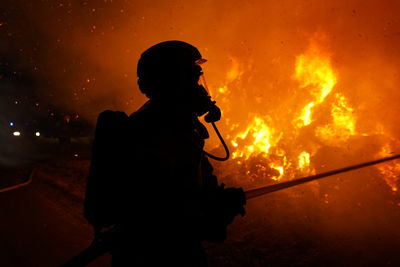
2,0,400,123
2,0,400,264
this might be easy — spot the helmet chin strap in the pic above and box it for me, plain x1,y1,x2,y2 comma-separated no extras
202,121,230,161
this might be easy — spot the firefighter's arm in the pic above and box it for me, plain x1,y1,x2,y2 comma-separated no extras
201,156,246,217
200,157,246,242
218,183,246,220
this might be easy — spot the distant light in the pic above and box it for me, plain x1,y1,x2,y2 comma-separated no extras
74,154,79,157
13,131,21,136
9,122,14,127
35,132,40,137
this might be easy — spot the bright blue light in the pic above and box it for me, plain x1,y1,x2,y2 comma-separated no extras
9,122,14,127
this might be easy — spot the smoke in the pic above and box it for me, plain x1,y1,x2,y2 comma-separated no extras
2,0,400,119
2,0,400,263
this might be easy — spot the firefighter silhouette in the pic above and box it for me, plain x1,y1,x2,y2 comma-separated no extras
83,41,246,267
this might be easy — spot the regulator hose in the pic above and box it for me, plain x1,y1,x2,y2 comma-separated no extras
202,122,230,161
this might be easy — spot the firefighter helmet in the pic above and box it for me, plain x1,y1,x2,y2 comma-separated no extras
137,40,207,98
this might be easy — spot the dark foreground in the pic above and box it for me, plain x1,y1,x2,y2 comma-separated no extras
1,142,400,266
0,167,110,266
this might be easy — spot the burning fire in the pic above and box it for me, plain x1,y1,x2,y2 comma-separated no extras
294,45,336,128
315,93,356,145
230,116,285,181
298,151,310,170
222,40,342,184
212,37,400,195
231,116,280,159
376,145,400,192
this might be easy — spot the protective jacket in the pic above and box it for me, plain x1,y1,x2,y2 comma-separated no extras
111,99,224,266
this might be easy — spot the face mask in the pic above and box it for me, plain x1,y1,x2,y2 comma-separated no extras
191,62,229,161
193,72,221,122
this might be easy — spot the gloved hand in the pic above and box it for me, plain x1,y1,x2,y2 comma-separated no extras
218,184,246,224
202,184,246,243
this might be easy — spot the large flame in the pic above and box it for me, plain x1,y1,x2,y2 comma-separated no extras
223,40,343,184
212,37,399,196
294,45,337,128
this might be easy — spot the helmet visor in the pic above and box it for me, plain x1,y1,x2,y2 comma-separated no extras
195,58,210,94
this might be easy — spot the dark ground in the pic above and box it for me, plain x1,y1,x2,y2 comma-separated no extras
1,137,400,267
0,168,111,267
0,135,110,266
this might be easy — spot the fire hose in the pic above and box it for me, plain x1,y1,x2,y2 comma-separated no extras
206,121,400,199
62,154,400,266
245,153,400,199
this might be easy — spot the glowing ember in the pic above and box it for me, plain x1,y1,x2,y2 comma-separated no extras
218,85,228,94
377,163,400,192
376,145,400,192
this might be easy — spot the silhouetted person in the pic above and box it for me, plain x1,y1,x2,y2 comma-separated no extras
84,41,246,267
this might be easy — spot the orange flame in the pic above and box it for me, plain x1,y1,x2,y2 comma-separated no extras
298,151,310,170
376,144,400,192
316,93,356,144
294,46,336,128
231,116,280,159
217,37,397,196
